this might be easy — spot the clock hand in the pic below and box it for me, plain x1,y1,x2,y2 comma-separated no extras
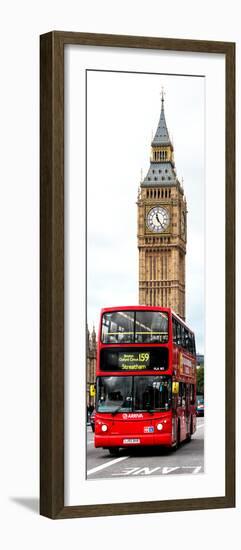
156,213,164,228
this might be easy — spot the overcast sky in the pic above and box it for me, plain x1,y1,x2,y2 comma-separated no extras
87,70,205,353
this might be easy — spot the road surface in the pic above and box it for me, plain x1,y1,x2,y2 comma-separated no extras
86,417,204,479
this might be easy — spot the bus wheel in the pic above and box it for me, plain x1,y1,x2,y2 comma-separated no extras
186,417,193,442
108,447,119,456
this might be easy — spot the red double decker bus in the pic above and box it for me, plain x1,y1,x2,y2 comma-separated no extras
94,306,196,455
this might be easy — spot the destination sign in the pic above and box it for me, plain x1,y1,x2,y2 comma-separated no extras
100,347,168,372
118,352,150,371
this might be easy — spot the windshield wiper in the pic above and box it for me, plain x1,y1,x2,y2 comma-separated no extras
111,404,125,415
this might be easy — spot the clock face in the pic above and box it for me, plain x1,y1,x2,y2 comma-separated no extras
146,206,170,233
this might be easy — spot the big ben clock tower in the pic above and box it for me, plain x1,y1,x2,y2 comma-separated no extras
137,92,187,319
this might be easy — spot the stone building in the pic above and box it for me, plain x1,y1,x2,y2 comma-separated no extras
86,326,97,408
137,92,187,319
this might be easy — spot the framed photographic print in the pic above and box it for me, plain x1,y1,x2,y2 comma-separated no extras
40,32,235,519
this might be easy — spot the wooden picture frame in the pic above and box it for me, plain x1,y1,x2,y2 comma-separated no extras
40,31,235,519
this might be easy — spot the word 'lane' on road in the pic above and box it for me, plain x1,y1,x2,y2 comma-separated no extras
86,418,204,480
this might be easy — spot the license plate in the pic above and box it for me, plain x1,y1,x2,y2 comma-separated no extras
123,438,140,444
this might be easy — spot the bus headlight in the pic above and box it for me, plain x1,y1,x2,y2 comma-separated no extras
101,424,108,432
156,423,163,431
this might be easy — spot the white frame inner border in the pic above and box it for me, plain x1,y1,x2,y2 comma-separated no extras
64,45,225,506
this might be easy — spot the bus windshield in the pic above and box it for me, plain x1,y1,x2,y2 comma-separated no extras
101,310,169,344
97,375,171,413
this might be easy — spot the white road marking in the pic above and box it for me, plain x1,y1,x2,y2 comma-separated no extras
112,467,140,476
132,467,160,475
162,466,179,474
111,465,203,476
87,455,129,476
196,423,204,430
87,440,94,445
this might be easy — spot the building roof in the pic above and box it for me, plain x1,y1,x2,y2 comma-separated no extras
141,94,181,188
143,161,177,186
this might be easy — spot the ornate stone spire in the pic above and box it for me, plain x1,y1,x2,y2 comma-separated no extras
137,89,187,319
151,89,172,147
142,91,177,187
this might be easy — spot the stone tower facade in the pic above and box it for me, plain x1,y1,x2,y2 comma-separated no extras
137,93,187,319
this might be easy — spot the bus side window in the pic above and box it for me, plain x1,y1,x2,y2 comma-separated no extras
191,334,195,355
187,333,192,354
190,333,194,354
172,318,177,344
193,334,196,356
177,322,182,346
187,330,192,353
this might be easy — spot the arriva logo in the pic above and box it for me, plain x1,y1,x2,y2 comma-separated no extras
122,413,143,419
